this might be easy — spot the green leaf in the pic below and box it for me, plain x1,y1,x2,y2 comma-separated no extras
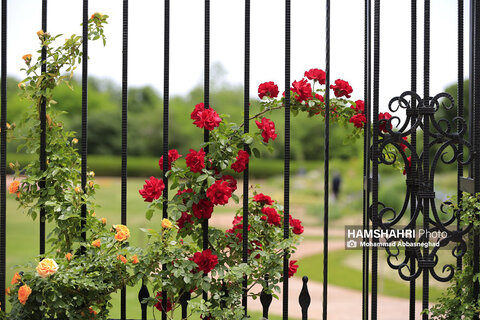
197,174,208,182
145,208,154,221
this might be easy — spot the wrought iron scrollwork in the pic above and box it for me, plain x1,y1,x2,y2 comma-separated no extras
372,90,473,283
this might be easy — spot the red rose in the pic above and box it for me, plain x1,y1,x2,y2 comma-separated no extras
349,113,367,129
192,249,218,274
288,260,299,278
261,207,281,226
330,79,353,98
258,81,279,99
289,216,304,235
291,79,312,102
154,292,173,312
253,193,274,205
206,180,233,205
379,112,392,133
176,188,194,196
400,136,408,151
192,198,214,219
231,150,249,173
177,212,193,230
220,175,237,192
139,176,165,202
191,105,222,131
159,149,182,171
315,93,325,102
186,148,206,173
226,216,250,241
403,156,412,175
350,100,364,114
304,68,326,84
255,117,277,143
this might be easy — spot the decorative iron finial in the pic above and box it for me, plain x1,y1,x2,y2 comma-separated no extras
299,276,311,320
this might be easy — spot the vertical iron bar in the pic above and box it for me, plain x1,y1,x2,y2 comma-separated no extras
469,0,475,180
202,0,210,304
457,0,464,273
472,0,480,319
121,0,128,319
0,0,6,309
39,0,47,257
242,0,250,315
283,0,291,319
323,0,330,319
362,0,371,319
409,1,417,319
81,0,88,249
422,1,431,319
161,0,170,319
371,0,380,319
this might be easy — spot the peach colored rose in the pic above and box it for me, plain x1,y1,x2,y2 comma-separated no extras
18,284,32,305
91,239,101,248
131,255,139,264
101,218,107,225
36,258,58,278
11,272,21,285
117,255,127,264
9,181,19,194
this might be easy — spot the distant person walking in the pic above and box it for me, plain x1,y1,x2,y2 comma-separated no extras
332,173,342,200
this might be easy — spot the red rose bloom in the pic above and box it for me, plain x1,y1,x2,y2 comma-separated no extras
186,148,206,173
159,149,182,171
400,136,408,151
206,180,233,206
177,212,193,230
226,216,250,241
403,156,412,175
258,81,279,99
261,207,281,226
255,117,277,143
192,198,214,219
304,68,326,84
330,79,353,98
231,150,250,173
350,100,365,114
349,113,367,129
192,249,218,274
291,79,312,102
192,105,222,131
289,216,304,235
379,112,393,133
220,175,237,192
154,292,173,312
315,93,325,102
253,193,274,205
288,260,299,278
139,176,165,202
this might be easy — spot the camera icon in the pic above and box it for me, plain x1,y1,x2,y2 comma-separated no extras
346,240,357,248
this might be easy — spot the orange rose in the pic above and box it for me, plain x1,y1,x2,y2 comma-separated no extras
91,211,96,217
88,307,97,315
17,82,25,89
161,218,172,229
114,224,130,242
11,272,21,285
5,287,10,296
131,255,139,264
22,54,32,63
89,181,94,188
36,30,44,37
9,181,19,194
117,255,127,264
91,239,101,248
18,284,32,305
36,258,58,278
74,186,81,193
101,218,107,225
65,253,73,261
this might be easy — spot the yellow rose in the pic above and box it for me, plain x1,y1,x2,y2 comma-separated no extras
161,218,172,229
114,224,130,242
36,30,44,37
18,284,31,305
72,138,78,144
36,258,58,278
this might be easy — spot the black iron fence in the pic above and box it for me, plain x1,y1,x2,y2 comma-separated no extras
1,1,480,320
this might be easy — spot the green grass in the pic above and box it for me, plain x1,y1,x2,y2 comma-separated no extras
298,251,446,302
